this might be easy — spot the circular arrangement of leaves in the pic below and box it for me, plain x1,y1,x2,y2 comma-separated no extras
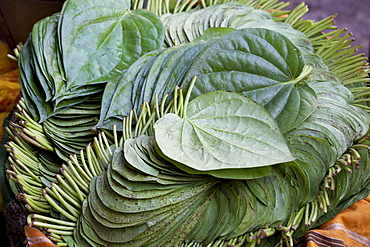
3,0,370,246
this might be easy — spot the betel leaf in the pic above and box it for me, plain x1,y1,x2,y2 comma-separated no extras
233,20,314,55
185,28,304,83
98,28,317,134
124,138,160,177
154,141,273,179
58,0,164,92
285,80,370,159
269,80,318,134
183,28,317,134
30,15,56,102
192,27,237,42
96,50,161,129
18,39,54,122
154,90,295,175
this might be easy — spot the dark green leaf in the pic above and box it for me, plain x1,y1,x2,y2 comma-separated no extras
59,0,164,91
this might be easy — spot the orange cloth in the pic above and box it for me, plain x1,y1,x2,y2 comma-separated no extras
24,226,58,247
303,194,370,247
0,69,21,140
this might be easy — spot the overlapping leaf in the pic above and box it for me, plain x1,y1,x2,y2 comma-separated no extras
286,80,370,158
154,91,295,175
18,0,165,123
58,0,164,91
98,28,317,135
12,1,370,246
183,28,316,134
74,146,217,246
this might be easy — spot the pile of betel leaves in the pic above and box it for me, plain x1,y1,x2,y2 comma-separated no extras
3,0,370,246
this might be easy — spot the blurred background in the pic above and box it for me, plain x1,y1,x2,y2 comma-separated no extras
0,0,65,50
289,0,370,58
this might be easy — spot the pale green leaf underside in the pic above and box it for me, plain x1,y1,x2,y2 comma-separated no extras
154,91,295,172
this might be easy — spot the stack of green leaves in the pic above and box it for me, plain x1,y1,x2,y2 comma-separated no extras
17,0,164,159
4,0,370,246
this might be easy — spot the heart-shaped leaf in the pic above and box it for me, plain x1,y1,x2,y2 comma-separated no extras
58,0,164,92
154,91,295,173
183,28,317,133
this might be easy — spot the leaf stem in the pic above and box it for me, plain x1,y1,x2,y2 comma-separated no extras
50,183,81,209
43,189,78,222
33,221,75,231
183,76,197,119
68,155,91,185
80,149,93,180
46,228,73,236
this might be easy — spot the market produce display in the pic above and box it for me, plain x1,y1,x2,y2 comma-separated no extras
3,0,370,246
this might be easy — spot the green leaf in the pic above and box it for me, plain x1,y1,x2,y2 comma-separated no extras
30,15,59,102
18,39,54,122
185,165,273,180
289,80,370,158
154,91,295,175
58,0,164,91
96,50,160,129
233,20,314,55
186,28,305,86
272,81,318,133
123,138,160,177
182,28,316,133
192,27,237,42
98,28,315,134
